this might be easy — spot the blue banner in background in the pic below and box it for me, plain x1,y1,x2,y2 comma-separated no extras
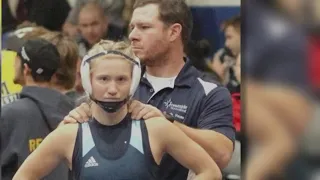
189,4,240,56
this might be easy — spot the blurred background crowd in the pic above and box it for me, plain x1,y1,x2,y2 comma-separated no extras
2,0,241,106
1,0,320,179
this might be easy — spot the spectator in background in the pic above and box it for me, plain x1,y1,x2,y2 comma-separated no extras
186,39,222,84
210,48,234,86
222,15,241,94
63,0,126,38
3,26,83,104
2,0,70,33
221,15,241,58
2,26,51,106
39,32,82,102
210,15,241,94
76,1,124,57
3,26,51,88
0,39,74,180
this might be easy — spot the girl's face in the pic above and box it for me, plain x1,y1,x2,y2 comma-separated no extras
90,56,133,102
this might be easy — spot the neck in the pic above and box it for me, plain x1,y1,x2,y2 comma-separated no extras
25,78,52,88
54,85,74,94
146,45,185,77
92,103,128,126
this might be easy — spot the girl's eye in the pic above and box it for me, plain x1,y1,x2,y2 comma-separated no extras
117,76,127,82
99,76,109,81
141,26,149,30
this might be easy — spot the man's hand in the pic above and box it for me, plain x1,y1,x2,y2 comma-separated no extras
62,100,164,125
63,103,91,124
128,100,165,120
210,49,234,85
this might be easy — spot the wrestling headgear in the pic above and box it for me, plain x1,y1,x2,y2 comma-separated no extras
80,50,141,113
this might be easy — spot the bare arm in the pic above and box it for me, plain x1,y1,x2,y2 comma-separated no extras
245,82,313,179
251,83,313,135
13,124,78,180
149,118,222,180
246,92,296,179
173,87,234,169
174,121,233,169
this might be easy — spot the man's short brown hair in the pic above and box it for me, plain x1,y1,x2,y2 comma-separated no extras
133,0,193,49
221,15,241,33
40,32,79,90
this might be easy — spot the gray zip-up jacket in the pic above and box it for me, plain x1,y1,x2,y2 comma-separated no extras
1,86,75,180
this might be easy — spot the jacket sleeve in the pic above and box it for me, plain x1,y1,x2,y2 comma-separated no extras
197,86,236,143
0,105,29,180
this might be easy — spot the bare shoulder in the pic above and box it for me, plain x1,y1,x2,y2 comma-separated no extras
144,117,176,136
51,123,79,142
145,117,172,128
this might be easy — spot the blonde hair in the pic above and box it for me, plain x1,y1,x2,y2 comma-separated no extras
87,40,136,70
18,26,51,40
40,32,79,89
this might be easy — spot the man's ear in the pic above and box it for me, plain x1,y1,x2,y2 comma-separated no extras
23,63,31,77
168,23,182,42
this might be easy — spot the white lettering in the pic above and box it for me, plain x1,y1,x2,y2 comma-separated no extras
175,114,185,120
163,99,188,113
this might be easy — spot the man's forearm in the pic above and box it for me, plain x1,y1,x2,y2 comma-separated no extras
173,121,233,169
246,140,295,180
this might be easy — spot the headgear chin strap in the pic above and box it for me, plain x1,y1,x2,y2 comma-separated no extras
80,50,142,113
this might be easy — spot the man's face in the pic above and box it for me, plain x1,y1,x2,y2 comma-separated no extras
78,10,107,46
91,56,132,102
129,4,170,66
224,25,240,57
13,56,25,86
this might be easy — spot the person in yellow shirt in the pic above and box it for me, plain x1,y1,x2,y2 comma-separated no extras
1,50,23,106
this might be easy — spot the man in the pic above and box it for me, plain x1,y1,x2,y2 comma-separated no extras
63,0,126,38
2,26,51,106
77,1,123,57
211,16,241,94
0,39,74,180
5,27,81,102
65,0,234,179
221,15,241,58
4,26,51,87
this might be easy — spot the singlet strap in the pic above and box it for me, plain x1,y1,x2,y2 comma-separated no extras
72,123,82,180
141,120,160,178
82,122,95,157
129,120,144,154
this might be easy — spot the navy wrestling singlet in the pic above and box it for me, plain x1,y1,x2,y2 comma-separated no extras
71,115,159,180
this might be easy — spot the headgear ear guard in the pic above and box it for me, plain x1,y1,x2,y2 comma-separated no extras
80,50,142,98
